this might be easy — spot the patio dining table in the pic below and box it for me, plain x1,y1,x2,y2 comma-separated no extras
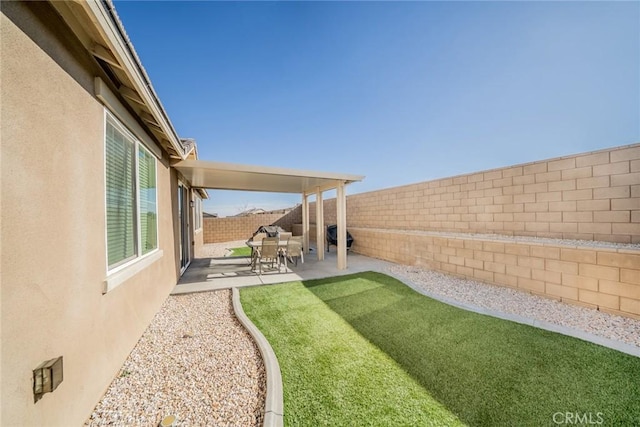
246,239,289,271
245,239,289,249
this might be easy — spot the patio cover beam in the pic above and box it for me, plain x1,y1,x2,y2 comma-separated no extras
173,159,363,194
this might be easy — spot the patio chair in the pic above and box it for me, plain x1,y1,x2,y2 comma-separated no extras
255,237,281,274
286,236,304,267
248,232,268,266
278,231,292,240
252,232,267,243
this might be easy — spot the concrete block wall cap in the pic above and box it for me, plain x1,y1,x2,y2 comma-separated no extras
232,287,284,427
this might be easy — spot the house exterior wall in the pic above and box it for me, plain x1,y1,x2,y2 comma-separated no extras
1,4,181,425
309,144,640,318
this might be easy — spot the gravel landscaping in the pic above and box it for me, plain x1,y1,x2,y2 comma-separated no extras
85,290,266,427
379,231,640,349
387,264,640,348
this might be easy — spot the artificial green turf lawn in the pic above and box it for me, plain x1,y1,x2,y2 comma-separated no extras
230,246,252,257
240,272,640,427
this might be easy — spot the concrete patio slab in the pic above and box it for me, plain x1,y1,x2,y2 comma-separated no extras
171,249,393,295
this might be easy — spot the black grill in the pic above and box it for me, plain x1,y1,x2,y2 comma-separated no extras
326,224,354,252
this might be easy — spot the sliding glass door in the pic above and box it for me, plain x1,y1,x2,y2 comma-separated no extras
178,183,190,273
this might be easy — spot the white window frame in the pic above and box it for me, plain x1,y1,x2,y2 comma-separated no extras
194,195,203,232
103,110,162,293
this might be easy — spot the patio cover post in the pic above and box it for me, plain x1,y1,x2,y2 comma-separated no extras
316,188,325,260
301,193,310,254
336,180,347,270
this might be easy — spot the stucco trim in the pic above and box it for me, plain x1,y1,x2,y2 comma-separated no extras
103,249,163,294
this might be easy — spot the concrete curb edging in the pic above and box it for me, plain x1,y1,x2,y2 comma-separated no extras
384,271,640,358
232,287,284,427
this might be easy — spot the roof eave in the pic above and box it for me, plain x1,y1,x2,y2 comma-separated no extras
51,0,188,160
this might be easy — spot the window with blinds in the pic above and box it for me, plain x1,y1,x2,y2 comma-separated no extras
105,114,158,270
139,147,157,254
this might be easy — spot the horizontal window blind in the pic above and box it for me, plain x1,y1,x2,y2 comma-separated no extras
139,146,157,255
105,114,158,270
106,119,136,268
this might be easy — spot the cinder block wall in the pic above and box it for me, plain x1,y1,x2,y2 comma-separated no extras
347,144,640,243
353,229,640,318
203,209,302,243
310,144,640,318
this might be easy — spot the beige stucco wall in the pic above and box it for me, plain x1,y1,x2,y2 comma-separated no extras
1,5,181,425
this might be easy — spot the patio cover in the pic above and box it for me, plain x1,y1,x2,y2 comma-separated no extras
173,159,364,270
173,160,363,194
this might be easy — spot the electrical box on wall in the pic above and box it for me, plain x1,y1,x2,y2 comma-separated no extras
33,356,63,402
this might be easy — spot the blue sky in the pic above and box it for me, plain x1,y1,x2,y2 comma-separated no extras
114,1,639,217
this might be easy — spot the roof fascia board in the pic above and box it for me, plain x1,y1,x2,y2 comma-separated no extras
82,0,187,159
95,78,163,159
195,189,209,199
